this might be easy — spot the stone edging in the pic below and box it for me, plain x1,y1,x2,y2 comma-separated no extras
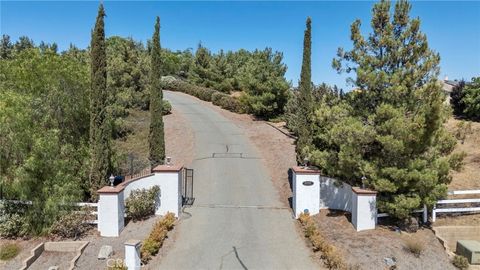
20,242,45,270
20,241,89,270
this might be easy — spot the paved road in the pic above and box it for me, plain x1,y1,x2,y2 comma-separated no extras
159,91,318,270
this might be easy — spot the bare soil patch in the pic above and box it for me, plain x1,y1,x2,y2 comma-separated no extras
75,216,157,270
313,210,455,270
445,118,480,191
28,251,75,270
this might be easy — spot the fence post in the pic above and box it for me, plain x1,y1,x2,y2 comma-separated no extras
423,204,428,223
97,185,125,237
432,205,436,223
125,239,142,270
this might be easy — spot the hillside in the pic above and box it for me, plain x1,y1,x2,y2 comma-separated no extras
446,118,480,191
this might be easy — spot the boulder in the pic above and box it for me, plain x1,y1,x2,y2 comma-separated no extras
98,245,113,260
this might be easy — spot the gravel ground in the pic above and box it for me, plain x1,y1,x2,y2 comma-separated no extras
313,210,455,270
74,217,158,270
28,251,75,270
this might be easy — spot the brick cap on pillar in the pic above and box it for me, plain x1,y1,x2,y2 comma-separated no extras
97,185,125,194
152,164,183,173
125,239,142,247
352,187,378,195
292,166,321,175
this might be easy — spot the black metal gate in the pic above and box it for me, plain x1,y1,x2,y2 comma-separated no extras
182,168,194,206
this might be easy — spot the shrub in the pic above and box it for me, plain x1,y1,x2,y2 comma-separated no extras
0,243,21,261
140,212,177,264
0,202,29,238
297,213,347,269
404,238,424,258
162,99,172,115
452,255,469,270
158,212,176,231
49,207,94,239
0,213,29,239
125,186,160,221
165,79,246,114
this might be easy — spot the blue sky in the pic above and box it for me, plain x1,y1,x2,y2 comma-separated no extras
1,1,479,90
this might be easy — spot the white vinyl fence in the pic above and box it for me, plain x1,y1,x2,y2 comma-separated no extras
74,202,99,225
432,189,480,222
377,205,428,223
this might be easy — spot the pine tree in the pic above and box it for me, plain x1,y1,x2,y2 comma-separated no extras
296,17,313,163
89,4,111,198
148,16,165,167
308,0,461,219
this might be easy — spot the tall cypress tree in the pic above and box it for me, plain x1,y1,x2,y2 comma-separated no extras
296,17,313,163
89,3,111,198
149,16,165,167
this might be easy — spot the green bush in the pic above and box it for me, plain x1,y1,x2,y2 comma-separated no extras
452,255,469,270
0,243,21,261
140,213,177,264
125,186,160,222
165,79,245,114
0,202,29,238
49,208,94,239
297,213,347,269
162,100,172,115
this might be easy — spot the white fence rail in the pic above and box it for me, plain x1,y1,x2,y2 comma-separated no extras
74,202,98,224
377,205,428,223
432,190,480,222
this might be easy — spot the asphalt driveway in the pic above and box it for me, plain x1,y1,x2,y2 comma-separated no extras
158,91,318,270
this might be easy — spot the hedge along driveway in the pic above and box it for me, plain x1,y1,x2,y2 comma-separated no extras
156,91,319,269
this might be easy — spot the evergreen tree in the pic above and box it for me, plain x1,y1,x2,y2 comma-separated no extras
308,0,461,219
463,77,480,120
0,34,13,59
89,4,111,198
296,17,313,163
450,80,466,117
148,16,165,167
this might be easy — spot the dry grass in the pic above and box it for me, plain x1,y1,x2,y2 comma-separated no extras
445,118,480,191
404,238,425,258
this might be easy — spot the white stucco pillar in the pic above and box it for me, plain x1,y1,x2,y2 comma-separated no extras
124,239,142,270
292,166,321,218
351,187,377,231
97,185,125,237
151,164,183,217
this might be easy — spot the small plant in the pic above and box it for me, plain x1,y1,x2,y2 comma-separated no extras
125,186,160,221
108,261,128,270
49,207,94,239
452,255,469,270
140,212,177,265
297,213,347,269
0,243,21,261
404,238,424,258
162,100,172,115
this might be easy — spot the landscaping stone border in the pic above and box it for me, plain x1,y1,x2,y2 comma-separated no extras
20,241,89,270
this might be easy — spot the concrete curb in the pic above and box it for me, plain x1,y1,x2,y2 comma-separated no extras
19,241,89,270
